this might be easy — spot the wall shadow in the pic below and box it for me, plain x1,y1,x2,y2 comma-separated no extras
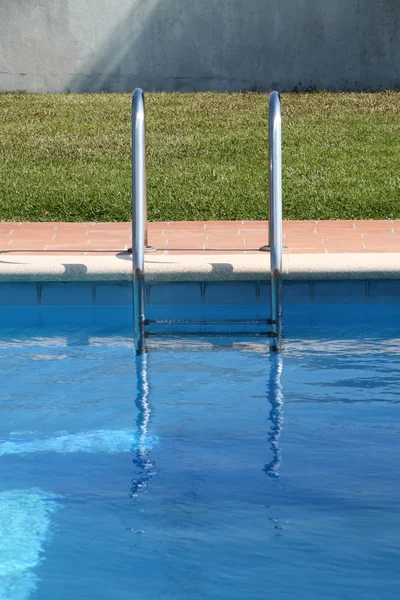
68,0,400,93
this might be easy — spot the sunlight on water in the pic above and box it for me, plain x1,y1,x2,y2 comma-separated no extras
0,430,158,457
0,490,61,600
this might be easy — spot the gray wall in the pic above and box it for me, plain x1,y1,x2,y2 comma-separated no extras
1,0,399,93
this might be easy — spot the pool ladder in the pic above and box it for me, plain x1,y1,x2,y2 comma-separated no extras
131,89,283,353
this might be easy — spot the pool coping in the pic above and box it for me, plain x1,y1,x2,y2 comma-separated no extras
1,253,400,282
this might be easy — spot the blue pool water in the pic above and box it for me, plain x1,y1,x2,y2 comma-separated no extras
1,319,400,599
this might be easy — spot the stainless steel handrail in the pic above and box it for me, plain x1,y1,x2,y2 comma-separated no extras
132,88,147,354
268,92,283,351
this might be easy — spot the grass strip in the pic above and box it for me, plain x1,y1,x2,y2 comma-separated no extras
1,92,399,221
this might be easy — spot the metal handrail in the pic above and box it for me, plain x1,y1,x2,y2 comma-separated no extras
131,88,282,351
268,92,283,351
132,88,147,354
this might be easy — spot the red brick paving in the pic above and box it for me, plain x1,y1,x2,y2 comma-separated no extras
0,221,399,256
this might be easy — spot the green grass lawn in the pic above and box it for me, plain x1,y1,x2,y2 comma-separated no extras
0,92,399,222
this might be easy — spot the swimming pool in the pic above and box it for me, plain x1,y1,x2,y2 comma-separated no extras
1,312,399,599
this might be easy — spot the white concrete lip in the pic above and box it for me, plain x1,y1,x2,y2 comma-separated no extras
1,253,400,282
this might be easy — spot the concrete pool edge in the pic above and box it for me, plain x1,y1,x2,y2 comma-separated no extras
1,253,400,282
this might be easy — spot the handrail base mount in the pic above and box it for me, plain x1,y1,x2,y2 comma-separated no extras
260,244,288,252
128,246,157,254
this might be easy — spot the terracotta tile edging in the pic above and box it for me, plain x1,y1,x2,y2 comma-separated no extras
2,220,400,256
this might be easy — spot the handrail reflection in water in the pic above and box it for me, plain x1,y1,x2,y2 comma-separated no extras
131,351,156,497
264,353,284,478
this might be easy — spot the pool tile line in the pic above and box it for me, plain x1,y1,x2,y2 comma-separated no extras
2,280,400,310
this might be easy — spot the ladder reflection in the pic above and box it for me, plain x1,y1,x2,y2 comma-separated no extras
131,351,157,497
264,353,284,479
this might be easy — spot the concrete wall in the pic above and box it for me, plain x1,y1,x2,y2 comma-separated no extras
1,0,399,93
